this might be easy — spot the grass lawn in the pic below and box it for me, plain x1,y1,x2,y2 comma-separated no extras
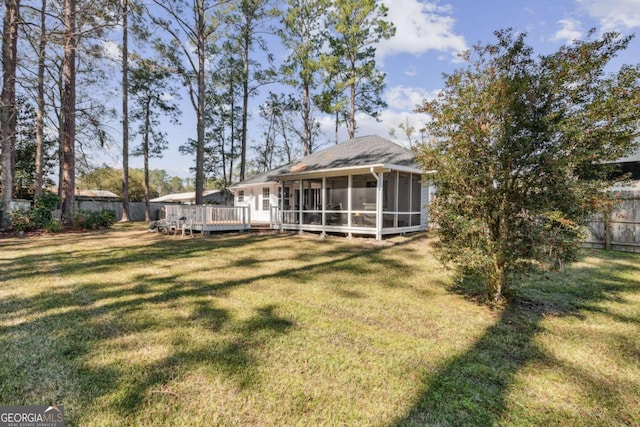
1,224,639,426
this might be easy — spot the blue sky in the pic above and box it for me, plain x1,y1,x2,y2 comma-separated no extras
123,0,640,180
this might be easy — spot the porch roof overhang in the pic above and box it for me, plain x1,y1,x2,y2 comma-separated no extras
272,163,423,181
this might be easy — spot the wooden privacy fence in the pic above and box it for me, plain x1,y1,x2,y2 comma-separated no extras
76,201,168,221
584,188,640,253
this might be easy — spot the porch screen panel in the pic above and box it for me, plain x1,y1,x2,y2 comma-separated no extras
302,179,322,225
351,175,376,211
397,173,411,227
383,172,397,212
325,177,348,225
383,172,397,229
351,175,377,228
398,173,411,211
282,181,297,224
411,174,422,226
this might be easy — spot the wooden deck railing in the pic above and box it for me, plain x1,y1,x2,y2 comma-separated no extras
164,205,250,234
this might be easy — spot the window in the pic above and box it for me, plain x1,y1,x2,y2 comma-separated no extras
262,188,270,211
238,190,244,203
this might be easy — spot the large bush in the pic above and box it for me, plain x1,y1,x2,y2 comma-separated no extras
416,30,640,302
9,192,60,232
64,209,116,230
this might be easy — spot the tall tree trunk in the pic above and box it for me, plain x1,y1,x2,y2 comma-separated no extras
120,0,131,221
1,0,20,230
239,25,250,182
302,83,311,155
228,82,235,187
334,109,338,145
143,99,151,221
34,0,47,199
348,68,356,139
194,0,205,205
60,0,76,216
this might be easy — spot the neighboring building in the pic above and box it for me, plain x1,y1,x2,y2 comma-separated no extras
75,189,120,201
612,148,640,180
230,135,431,240
48,187,121,201
150,190,230,205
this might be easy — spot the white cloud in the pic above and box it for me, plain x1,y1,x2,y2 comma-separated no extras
100,40,121,61
385,85,439,111
316,110,431,147
550,18,583,43
404,65,418,76
314,84,438,144
577,0,640,30
377,0,467,60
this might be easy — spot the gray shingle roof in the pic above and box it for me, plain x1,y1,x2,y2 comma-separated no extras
236,135,419,186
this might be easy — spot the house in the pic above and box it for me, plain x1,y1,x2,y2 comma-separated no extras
75,189,120,201
150,189,230,205
48,187,121,201
230,135,431,240
611,148,640,180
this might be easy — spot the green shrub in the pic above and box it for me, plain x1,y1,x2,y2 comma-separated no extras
9,208,34,232
65,209,116,230
44,219,62,233
31,192,60,225
8,192,61,232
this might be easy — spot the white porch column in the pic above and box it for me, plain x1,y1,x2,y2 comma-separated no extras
347,175,352,229
370,168,383,241
321,177,326,226
298,180,304,229
280,181,285,231
376,171,383,240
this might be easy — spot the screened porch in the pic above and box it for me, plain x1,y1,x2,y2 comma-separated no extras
272,169,428,240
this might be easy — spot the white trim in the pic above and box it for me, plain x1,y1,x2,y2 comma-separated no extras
275,163,423,180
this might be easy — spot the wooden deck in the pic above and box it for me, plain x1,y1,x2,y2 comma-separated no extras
164,205,250,236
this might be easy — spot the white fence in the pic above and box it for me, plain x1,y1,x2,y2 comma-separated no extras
164,204,250,234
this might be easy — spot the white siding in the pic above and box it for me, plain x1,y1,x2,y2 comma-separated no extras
233,183,279,224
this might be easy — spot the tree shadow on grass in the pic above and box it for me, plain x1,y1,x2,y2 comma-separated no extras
0,231,426,424
107,303,294,417
395,249,640,426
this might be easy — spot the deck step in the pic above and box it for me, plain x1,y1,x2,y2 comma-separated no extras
249,223,273,230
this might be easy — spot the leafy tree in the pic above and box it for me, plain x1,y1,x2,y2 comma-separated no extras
255,92,304,171
120,0,131,221
78,167,155,202
226,0,280,181
196,42,243,187
167,175,185,193
23,0,49,199
118,0,152,221
19,0,120,205
14,98,56,199
1,0,20,229
389,117,425,147
416,29,640,302
59,0,78,216
149,169,185,195
150,0,226,204
318,0,395,140
279,0,327,155
129,58,180,220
